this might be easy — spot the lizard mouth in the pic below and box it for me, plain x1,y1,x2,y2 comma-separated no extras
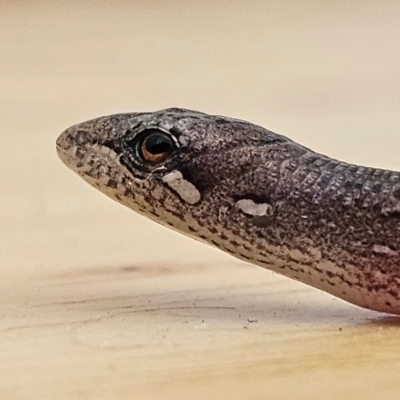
56,129,77,171
56,126,129,192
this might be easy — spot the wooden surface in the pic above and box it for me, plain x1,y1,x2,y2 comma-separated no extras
2,1,400,399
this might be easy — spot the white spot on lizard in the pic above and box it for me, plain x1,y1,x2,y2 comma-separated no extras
235,199,271,216
162,170,201,204
372,244,398,256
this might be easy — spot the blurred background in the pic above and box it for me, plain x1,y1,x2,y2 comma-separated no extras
1,1,400,399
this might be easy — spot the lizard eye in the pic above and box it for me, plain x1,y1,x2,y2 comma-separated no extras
139,130,175,163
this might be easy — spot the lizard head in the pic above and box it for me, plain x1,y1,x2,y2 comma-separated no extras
56,107,292,236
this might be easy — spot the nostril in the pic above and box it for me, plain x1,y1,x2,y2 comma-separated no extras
75,130,90,146
56,127,82,150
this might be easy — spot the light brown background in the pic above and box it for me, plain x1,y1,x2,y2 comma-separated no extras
2,1,400,399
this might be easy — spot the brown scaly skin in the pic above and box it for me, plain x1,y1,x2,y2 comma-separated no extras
57,108,400,315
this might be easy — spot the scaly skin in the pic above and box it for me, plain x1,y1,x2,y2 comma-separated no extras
56,108,400,315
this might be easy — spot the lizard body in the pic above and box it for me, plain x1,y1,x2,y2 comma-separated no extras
57,108,400,315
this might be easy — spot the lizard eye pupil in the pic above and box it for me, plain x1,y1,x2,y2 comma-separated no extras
140,130,175,163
